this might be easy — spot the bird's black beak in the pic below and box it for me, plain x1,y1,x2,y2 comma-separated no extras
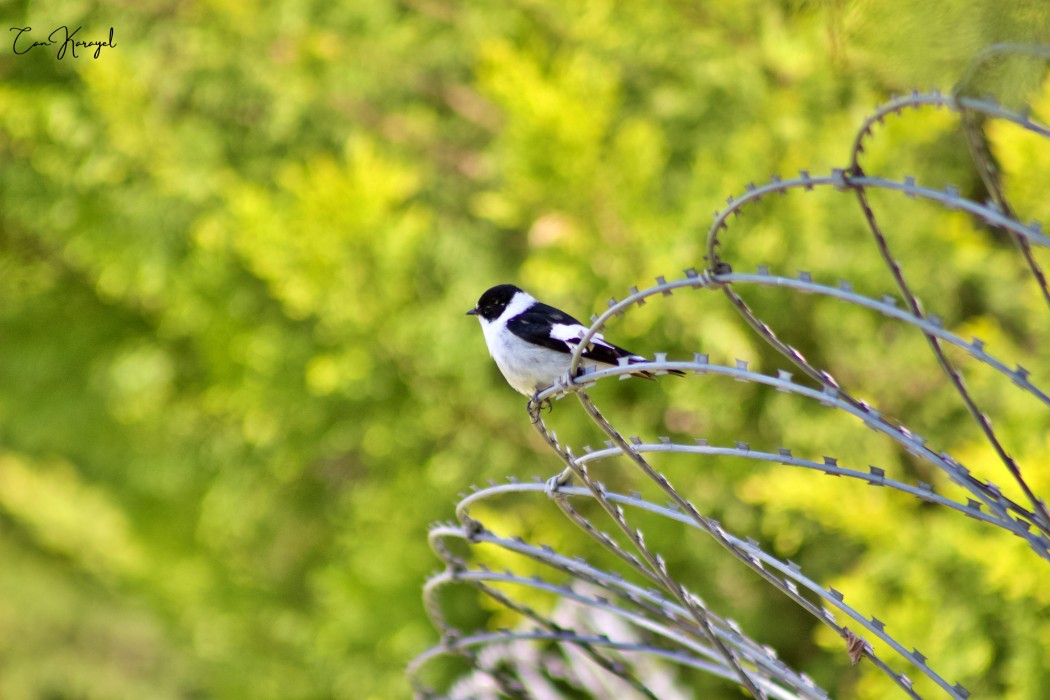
466,309,478,316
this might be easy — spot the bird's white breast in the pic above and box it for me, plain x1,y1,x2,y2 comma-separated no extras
486,329,579,395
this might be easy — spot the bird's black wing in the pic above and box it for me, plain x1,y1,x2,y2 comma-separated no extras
506,303,639,365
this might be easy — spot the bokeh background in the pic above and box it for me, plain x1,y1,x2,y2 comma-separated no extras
1,1,1049,698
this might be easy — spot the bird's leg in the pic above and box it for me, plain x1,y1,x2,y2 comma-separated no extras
527,390,552,423
545,467,574,498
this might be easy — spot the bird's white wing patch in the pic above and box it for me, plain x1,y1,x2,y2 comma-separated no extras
548,324,620,349
548,323,588,343
548,324,639,362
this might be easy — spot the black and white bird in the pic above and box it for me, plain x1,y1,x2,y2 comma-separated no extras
467,284,681,398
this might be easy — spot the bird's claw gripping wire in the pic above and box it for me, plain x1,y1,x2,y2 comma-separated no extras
528,371,579,422
527,392,553,423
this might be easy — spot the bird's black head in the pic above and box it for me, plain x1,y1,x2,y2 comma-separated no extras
467,284,523,321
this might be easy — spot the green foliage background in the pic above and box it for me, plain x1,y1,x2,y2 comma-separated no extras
0,1,1048,698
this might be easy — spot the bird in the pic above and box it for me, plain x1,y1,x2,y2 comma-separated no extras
467,284,683,400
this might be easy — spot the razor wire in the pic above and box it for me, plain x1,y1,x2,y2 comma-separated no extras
411,47,1050,699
